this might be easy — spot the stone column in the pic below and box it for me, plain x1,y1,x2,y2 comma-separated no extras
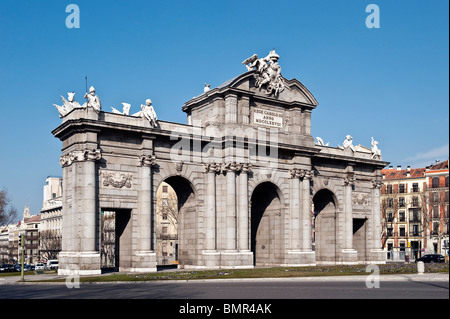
225,162,237,251
138,155,156,253
301,170,313,251
80,149,101,254
341,167,357,264
369,179,386,263
286,168,315,266
289,169,301,251
204,162,218,251
133,154,157,272
343,175,354,250
238,163,252,251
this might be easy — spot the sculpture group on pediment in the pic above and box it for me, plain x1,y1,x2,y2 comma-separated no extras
242,49,285,97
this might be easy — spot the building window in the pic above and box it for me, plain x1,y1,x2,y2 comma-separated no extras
410,209,420,222
387,198,394,208
162,213,168,220
432,177,439,188
399,227,406,237
412,196,419,207
163,185,168,193
412,183,419,192
399,211,405,222
433,205,440,219
387,212,394,222
399,197,405,207
387,228,393,237
387,185,393,194
412,225,419,237
162,198,168,206
399,184,405,193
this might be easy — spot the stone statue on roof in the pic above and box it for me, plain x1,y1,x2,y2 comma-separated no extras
53,92,82,117
242,49,285,96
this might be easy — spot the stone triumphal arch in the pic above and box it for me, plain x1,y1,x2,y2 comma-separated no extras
53,51,388,275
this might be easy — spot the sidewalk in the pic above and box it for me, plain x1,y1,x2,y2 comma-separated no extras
1,272,448,285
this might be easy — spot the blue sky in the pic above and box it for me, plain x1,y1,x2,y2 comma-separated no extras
0,0,448,219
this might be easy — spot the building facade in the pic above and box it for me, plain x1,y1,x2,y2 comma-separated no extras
424,160,449,255
381,166,427,261
52,51,388,275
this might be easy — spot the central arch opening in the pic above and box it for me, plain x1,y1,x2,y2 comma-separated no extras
250,182,283,266
156,176,197,268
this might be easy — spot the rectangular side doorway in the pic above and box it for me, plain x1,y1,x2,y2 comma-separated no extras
101,209,132,272
353,218,367,263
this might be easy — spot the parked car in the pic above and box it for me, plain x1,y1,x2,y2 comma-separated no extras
416,254,445,263
46,260,59,270
1,264,14,272
35,263,45,271
0,264,5,272
14,264,21,272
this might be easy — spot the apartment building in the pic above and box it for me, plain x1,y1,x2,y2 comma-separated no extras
381,165,427,260
424,160,449,255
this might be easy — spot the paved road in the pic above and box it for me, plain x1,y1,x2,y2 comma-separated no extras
1,274,448,299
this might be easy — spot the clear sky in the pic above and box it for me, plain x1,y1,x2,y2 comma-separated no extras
0,0,448,219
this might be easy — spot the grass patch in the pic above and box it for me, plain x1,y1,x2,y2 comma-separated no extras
33,263,449,283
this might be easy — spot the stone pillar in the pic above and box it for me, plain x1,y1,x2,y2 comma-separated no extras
225,162,237,251
80,149,101,254
58,148,102,276
289,169,301,251
341,167,357,264
369,179,386,263
344,176,354,250
204,163,218,251
301,170,313,251
238,163,251,251
286,168,315,266
225,94,238,123
133,154,157,272
239,96,250,124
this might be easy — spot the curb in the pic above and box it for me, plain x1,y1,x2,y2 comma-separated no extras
2,273,448,285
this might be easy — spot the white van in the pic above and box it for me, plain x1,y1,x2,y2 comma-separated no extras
46,260,59,270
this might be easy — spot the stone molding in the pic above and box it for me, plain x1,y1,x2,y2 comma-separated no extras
203,162,253,174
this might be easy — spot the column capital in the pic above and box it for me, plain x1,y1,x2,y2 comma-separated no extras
372,179,383,189
139,154,157,167
344,176,355,186
290,168,314,180
59,148,102,167
203,162,221,174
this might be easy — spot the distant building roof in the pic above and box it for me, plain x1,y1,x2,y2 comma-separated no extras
382,167,426,180
24,215,41,223
426,159,448,171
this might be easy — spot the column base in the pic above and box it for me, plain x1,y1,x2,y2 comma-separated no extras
219,250,254,269
197,250,254,269
58,251,101,276
367,249,387,264
129,251,157,273
284,250,316,266
338,249,358,265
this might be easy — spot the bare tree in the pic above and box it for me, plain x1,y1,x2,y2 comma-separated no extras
39,230,61,260
0,189,18,226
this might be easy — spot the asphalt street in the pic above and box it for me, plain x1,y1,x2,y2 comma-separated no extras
0,274,448,299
